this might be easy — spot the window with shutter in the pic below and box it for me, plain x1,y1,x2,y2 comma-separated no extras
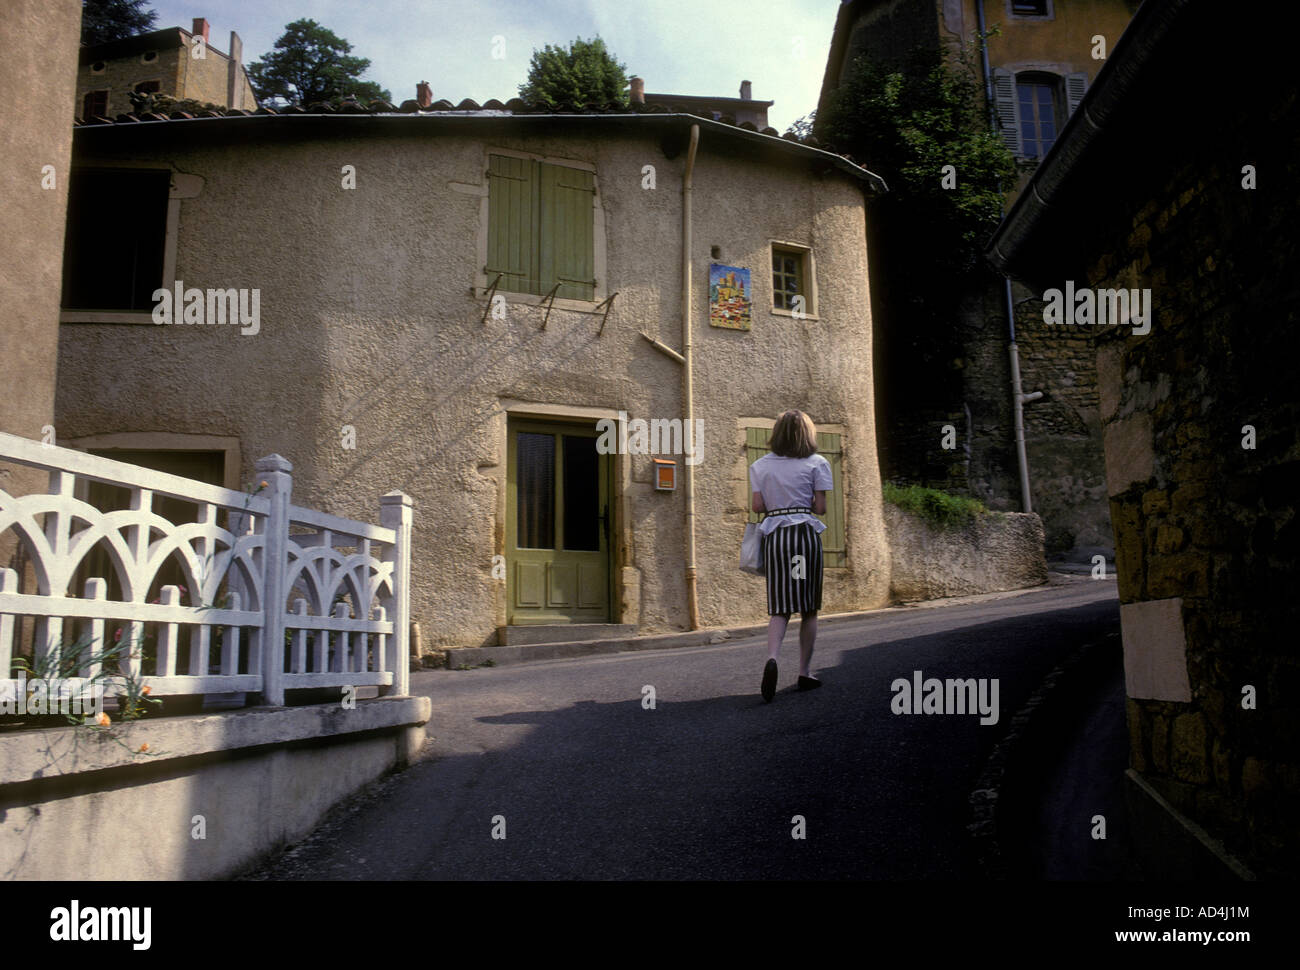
1064,72,1088,118
487,153,595,301
991,69,1021,156
745,426,846,568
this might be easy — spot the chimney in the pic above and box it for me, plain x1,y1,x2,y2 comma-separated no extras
192,18,210,42
629,76,645,104
227,32,243,108
416,81,432,108
739,80,752,101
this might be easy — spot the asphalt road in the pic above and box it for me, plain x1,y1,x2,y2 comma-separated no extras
243,580,1121,880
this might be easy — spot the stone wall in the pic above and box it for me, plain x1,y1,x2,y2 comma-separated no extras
878,272,1112,561
1093,98,1300,878
884,503,1046,601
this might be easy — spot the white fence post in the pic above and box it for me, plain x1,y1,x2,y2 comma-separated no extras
257,455,293,706
380,491,413,697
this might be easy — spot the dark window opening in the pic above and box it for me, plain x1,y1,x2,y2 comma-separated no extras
562,435,599,552
82,89,109,118
61,168,170,312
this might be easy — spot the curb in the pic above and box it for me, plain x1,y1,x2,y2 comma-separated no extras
428,578,1084,669
966,630,1122,879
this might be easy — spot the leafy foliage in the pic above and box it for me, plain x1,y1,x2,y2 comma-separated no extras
247,19,391,107
127,91,224,116
883,482,986,530
82,0,158,46
518,36,629,107
784,112,816,141
817,45,1017,285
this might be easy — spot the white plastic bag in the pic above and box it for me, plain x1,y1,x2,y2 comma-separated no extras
740,523,765,575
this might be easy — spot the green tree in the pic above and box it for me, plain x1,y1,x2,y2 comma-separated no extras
519,36,629,107
817,44,1017,286
82,0,157,46
247,19,391,107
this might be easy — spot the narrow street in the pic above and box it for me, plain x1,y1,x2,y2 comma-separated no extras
245,581,1122,880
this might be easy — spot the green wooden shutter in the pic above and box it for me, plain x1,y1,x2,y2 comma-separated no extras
745,427,772,524
816,432,846,568
487,154,539,295
540,162,595,301
992,68,1021,156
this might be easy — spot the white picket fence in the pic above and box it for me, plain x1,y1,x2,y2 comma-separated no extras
0,431,411,711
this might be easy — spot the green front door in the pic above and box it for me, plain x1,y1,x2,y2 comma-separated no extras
506,419,612,624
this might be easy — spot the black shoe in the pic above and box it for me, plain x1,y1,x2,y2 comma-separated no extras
797,675,821,691
761,659,778,702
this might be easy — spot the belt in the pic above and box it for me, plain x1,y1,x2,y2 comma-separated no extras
762,506,813,518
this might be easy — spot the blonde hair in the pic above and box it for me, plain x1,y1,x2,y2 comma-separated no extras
769,409,818,458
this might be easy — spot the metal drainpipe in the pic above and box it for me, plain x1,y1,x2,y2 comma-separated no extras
682,124,701,630
979,0,1041,513
1007,280,1043,513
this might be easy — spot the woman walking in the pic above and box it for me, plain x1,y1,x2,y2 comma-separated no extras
749,409,833,702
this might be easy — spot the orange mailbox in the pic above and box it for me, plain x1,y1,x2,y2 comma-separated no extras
653,458,677,491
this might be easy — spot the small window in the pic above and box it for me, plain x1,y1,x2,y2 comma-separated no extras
82,90,109,118
134,80,160,94
61,168,171,312
1016,76,1060,159
142,51,158,63
1009,0,1051,16
771,244,814,315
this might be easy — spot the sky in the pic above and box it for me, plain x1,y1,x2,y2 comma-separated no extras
147,0,841,132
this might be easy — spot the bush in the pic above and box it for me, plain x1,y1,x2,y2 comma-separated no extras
883,482,986,530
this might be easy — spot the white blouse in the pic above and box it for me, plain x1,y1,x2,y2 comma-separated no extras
749,452,833,536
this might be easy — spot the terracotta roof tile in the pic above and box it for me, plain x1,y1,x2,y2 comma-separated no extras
68,95,883,189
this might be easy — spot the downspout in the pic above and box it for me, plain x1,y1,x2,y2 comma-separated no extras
978,0,1041,512
639,123,702,630
682,124,701,629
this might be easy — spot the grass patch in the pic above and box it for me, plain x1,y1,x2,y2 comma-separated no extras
883,482,986,530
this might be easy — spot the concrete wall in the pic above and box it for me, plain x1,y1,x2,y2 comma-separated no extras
0,697,429,879
54,120,891,647
0,0,81,580
884,503,1046,600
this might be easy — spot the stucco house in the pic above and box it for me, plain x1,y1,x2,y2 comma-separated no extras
54,90,893,651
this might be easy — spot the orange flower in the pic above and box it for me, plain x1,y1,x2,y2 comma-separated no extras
141,685,152,696
96,712,111,727
138,743,150,753
259,480,268,489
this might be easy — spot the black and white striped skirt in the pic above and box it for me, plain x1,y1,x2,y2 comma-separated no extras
762,523,824,615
